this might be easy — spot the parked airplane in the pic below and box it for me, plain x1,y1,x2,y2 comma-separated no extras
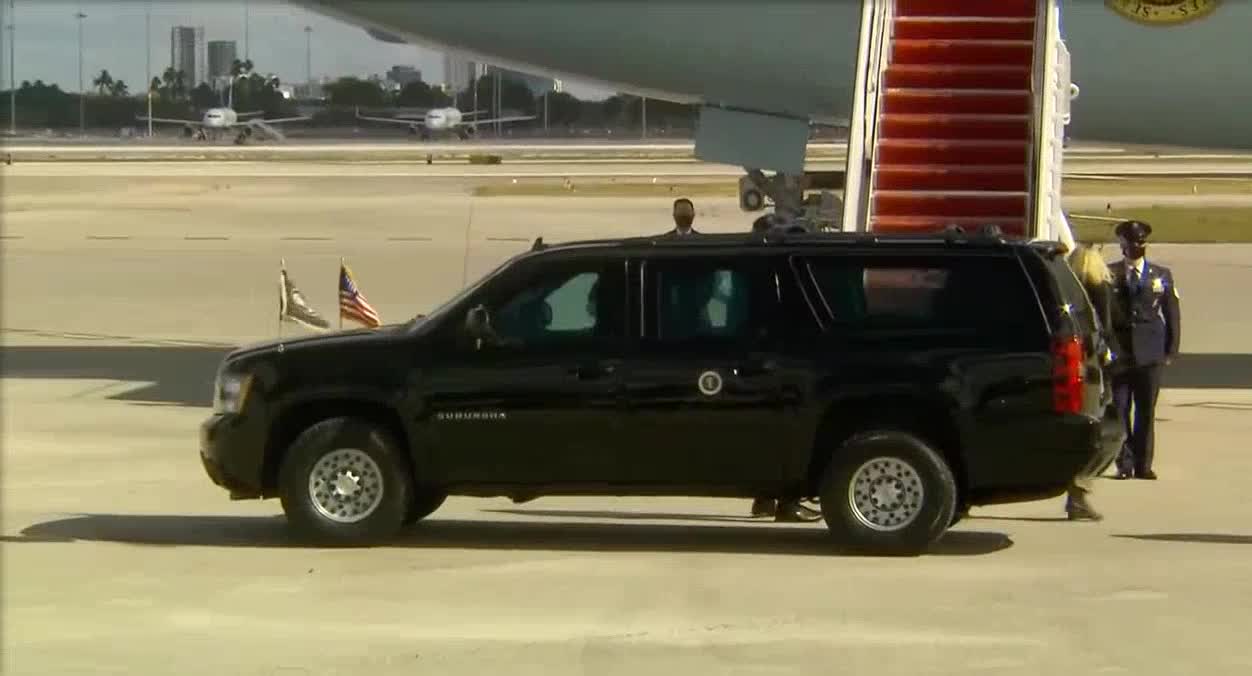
138,80,312,143
354,105,536,140
293,0,1252,156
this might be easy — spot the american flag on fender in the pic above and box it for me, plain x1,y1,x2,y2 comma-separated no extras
339,260,382,328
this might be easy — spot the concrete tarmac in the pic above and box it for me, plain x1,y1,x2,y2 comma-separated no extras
4,164,1252,675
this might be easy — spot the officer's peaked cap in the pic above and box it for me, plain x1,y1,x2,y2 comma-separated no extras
1114,219,1152,243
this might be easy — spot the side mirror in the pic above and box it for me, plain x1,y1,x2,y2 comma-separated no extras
465,304,492,340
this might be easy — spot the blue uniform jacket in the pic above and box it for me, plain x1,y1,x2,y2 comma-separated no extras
1108,259,1181,368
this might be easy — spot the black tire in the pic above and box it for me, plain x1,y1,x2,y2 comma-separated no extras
404,489,447,525
278,417,411,546
818,430,958,556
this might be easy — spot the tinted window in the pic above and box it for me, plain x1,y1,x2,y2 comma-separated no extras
1044,255,1098,336
647,259,772,344
490,261,623,349
804,254,1047,347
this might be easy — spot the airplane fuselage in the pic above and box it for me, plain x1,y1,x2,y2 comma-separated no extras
423,107,465,131
202,108,240,128
296,0,1252,150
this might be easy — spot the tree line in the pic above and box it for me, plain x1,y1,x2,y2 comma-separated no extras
0,60,698,132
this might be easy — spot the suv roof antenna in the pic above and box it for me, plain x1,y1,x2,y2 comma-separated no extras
531,237,546,251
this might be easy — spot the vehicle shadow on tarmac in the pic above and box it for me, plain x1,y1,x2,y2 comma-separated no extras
2,345,1252,411
4,513,1013,557
1,343,232,407
1112,533,1252,545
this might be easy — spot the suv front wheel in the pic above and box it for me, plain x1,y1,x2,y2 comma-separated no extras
819,430,957,555
278,417,411,545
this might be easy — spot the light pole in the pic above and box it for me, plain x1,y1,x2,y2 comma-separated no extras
303,26,312,87
641,95,647,140
8,0,15,136
75,9,85,135
145,2,151,136
471,63,479,135
243,0,249,60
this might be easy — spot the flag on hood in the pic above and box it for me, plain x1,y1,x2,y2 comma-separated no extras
279,260,330,331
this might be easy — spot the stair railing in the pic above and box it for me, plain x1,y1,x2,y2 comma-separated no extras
1030,0,1074,250
841,0,894,232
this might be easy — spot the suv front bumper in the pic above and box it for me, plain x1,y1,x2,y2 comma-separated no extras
200,413,267,499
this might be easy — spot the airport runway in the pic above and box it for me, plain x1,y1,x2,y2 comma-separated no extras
4,163,1252,675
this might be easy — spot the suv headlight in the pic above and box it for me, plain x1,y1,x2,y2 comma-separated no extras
213,371,254,414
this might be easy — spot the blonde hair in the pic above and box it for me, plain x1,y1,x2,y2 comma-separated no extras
1069,244,1112,287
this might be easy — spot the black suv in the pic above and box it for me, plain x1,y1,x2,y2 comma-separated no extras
200,231,1124,554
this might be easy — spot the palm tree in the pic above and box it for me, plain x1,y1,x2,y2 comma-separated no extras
109,80,129,97
230,58,254,78
93,69,114,95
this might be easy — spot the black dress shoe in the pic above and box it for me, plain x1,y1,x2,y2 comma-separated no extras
1113,471,1133,480
1138,470,1158,480
775,502,823,523
750,498,776,518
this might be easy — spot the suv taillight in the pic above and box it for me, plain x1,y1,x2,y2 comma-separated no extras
1052,335,1084,414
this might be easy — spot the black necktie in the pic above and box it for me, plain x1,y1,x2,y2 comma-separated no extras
1129,266,1141,291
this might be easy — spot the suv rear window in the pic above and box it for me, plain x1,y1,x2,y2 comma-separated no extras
800,253,1048,349
1039,253,1098,337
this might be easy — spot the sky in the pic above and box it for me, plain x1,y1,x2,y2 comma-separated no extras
0,0,612,98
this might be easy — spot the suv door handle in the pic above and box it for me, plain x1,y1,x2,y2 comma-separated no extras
734,358,777,378
568,362,616,380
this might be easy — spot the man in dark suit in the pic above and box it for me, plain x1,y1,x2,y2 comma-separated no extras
666,198,699,236
1108,220,1181,480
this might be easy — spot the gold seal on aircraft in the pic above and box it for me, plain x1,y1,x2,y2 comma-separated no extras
1106,0,1219,25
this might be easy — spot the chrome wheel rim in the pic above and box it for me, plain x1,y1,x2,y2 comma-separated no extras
848,456,925,532
308,448,385,524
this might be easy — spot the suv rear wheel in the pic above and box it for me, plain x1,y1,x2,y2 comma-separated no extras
819,430,957,555
278,417,411,545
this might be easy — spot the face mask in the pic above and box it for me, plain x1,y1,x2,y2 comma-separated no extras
1122,243,1146,260
674,214,694,228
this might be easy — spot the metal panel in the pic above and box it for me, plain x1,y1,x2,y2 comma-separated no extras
694,106,810,175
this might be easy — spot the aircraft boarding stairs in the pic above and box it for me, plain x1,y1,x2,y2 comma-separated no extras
841,0,1076,247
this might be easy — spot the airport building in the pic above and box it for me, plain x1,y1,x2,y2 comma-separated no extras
170,26,207,87
207,40,238,85
387,65,423,88
443,53,477,93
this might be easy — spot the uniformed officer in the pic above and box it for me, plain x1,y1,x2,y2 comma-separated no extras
1108,220,1181,480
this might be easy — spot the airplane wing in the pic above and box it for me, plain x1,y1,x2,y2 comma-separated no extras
355,107,425,126
236,110,266,119
136,115,201,126
247,115,313,125
468,114,537,125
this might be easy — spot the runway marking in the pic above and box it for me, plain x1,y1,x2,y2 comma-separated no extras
279,236,333,241
1,235,25,239
184,235,230,241
385,236,433,242
85,235,132,240
486,236,531,242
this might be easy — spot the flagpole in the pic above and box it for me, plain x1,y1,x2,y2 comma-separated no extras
338,257,344,331
460,200,475,289
278,258,285,339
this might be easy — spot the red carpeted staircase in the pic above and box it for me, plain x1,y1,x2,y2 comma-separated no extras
867,0,1039,237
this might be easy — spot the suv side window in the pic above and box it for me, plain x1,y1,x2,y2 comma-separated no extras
484,259,626,352
802,254,1048,348
644,257,775,346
